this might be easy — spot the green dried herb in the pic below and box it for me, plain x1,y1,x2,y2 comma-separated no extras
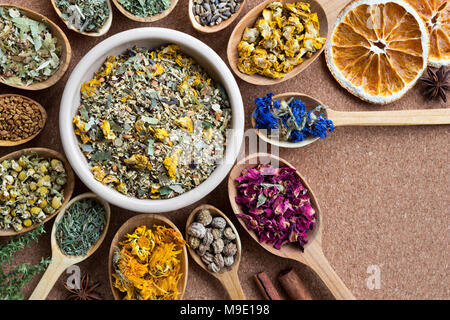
0,224,51,300
0,7,61,86
117,0,171,18
55,198,106,257
55,0,110,33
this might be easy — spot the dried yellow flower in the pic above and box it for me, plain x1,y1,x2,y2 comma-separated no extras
237,1,326,79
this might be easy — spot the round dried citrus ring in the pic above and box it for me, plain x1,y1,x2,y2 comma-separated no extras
325,0,430,104
405,0,449,67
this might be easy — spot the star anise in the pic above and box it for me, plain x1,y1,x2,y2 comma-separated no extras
64,273,102,300
420,66,449,102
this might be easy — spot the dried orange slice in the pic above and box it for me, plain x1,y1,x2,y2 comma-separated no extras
405,0,449,67
325,0,430,104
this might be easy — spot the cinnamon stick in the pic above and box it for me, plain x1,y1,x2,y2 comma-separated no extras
278,268,312,300
254,272,282,300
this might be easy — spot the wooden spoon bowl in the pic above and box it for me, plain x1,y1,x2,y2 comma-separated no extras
186,204,245,300
111,0,179,22
108,213,188,300
0,94,48,147
251,92,322,149
228,153,356,300
50,0,113,37
252,92,450,149
0,148,75,237
227,0,328,86
0,5,71,90
188,0,247,33
29,193,111,300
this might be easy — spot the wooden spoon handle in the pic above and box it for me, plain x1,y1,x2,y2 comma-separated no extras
316,0,349,31
301,243,355,300
218,270,246,300
327,108,450,127
29,256,70,300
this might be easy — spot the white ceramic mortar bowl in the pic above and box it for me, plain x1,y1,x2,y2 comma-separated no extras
60,28,244,213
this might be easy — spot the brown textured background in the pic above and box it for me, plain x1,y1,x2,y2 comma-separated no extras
0,0,449,300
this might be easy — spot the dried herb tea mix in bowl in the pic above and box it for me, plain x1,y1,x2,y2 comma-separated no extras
60,28,244,213
73,44,232,200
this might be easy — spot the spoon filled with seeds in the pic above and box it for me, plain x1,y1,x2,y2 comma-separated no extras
29,193,110,300
0,94,47,147
186,204,245,300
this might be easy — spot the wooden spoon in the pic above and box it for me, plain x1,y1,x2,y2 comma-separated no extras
0,5,71,90
0,94,47,147
108,213,188,300
252,92,450,148
111,0,179,23
29,192,111,300
227,0,328,86
0,148,75,237
186,204,245,300
228,153,356,300
188,0,247,33
50,0,113,37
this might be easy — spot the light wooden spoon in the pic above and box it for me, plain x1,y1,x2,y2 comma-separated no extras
0,94,47,147
29,193,111,300
50,0,113,37
186,204,245,300
111,0,179,22
228,153,356,300
0,148,75,237
188,0,247,33
252,92,450,148
108,213,188,300
0,5,72,90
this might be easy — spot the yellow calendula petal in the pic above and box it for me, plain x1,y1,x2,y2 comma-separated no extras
163,149,182,180
91,166,106,182
152,64,165,77
174,116,193,132
124,154,152,171
100,120,116,140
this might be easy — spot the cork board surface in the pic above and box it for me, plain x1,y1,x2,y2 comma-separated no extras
0,0,448,300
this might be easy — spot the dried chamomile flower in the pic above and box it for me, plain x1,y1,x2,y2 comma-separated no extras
237,1,326,79
0,153,67,231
